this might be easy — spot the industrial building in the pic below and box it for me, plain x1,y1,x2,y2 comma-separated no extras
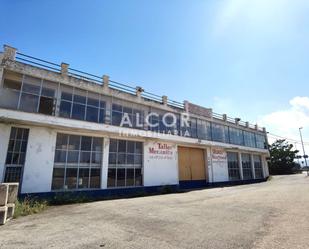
0,45,269,197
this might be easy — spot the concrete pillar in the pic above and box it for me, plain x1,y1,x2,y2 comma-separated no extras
21,127,57,194
162,95,168,106
61,62,69,76
238,152,243,180
0,124,11,183
183,100,189,112
7,183,18,204
255,124,258,130
235,118,240,125
136,86,143,100
223,114,227,122
3,45,17,60
251,154,256,179
0,184,8,206
103,75,109,90
206,147,213,183
101,137,110,189
245,122,249,128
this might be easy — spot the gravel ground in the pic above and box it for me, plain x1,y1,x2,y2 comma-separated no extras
0,174,308,249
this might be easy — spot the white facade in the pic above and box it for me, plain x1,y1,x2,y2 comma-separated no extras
0,45,270,195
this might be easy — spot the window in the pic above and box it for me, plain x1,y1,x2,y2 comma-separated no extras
229,127,244,145
0,71,22,109
108,139,143,188
244,131,256,148
253,155,263,179
227,152,240,181
212,123,229,143
241,153,253,180
112,104,144,129
256,134,266,149
52,134,102,190
197,119,211,140
59,86,106,124
4,127,29,183
0,72,57,115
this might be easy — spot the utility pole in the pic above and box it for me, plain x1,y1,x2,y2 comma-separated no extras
299,127,308,176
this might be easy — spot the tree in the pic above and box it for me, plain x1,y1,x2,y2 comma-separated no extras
268,139,299,175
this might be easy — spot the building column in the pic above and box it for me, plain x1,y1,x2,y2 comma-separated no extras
238,152,243,180
206,147,213,183
0,124,11,182
101,137,110,189
251,154,256,179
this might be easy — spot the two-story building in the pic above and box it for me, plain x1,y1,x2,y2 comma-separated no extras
0,45,269,197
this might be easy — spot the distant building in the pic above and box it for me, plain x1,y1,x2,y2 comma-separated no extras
0,45,269,196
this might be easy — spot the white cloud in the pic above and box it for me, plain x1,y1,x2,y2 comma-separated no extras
213,0,308,36
258,97,309,159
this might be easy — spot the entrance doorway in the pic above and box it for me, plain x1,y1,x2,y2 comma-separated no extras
178,146,207,188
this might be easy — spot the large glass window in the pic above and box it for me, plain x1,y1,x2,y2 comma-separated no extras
227,152,240,181
212,123,229,143
4,127,29,183
256,134,266,149
0,73,57,115
59,86,106,123
197,119,211,140
241,153,253,180
52,133,102,190
108,139,143,188
229,127,244,146
253,155,263,179
244,131,256,148
112,104,144,129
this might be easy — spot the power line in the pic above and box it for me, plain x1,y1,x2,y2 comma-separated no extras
267,132,309,145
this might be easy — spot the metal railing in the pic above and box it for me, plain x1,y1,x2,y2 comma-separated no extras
13,51,265,132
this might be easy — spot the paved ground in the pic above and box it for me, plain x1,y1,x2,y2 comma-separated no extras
1,174,309,249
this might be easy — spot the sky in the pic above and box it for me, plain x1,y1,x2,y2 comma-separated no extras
1,0,309,162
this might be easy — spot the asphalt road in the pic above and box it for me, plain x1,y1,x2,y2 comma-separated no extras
0,174,309,249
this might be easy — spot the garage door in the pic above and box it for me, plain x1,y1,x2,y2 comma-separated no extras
178,147,206,181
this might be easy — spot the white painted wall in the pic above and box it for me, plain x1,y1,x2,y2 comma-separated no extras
21,127,57,194
143,141,178,186
0,123,11,182
211,148,229,182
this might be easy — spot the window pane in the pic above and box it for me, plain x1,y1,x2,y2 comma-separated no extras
22,82,41,95
68,135,80,150
4,167,22,183
54,150,67,163
86,106,99,122
38,96,54,115
71,103,85,120
56,134,68,150
109,153,117,164
227,152,240,180
127,141,135,153
118,140,126,152
67,151,79,163
65,168,77,189
91,152,102,165
90,168,101,188
80,152,91,164
107,168,116,187
19,93,39,113
99,109,105,123
126,168,135,186
92,137,102,152
52,168,64,190
87,97,99,107
109,139,117,152
135,142,142,154
81,136,92,151
78,168,89,189
112,111,122,126
117,168,125,187
74,94,86,104
135,168,142,186
59,101,72,118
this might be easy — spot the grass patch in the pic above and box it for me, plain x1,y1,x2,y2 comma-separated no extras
14,197,48,219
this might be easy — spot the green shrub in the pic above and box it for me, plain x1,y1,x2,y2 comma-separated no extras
14,197,48,218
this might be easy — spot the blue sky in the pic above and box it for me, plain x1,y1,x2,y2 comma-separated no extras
1,0,309,157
